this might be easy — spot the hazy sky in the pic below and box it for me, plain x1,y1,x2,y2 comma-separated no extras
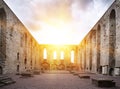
4,0,114,44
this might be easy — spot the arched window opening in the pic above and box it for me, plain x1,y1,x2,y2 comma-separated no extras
43,48,47,59
97,24,101,73
109,9,116,75
24,33,27,46
17,65,19,72
84,40,86,69
30,60,32,69
53,51,57,60
17,52,19,60
71,50,74,63
0,8,6,75
0,8,6,47
89,32,93,70
92,30,97,72
60,51,64,60
24,58,27,65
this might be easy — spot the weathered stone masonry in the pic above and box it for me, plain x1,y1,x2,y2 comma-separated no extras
1,0,120,77
0,0,40,74
39,44,79,70
78,0,120,76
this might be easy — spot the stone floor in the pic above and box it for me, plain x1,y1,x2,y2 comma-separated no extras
0,71,120,89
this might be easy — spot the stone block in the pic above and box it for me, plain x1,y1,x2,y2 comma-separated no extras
92,78,115,87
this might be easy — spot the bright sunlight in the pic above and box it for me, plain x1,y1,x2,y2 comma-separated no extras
32,19,75,45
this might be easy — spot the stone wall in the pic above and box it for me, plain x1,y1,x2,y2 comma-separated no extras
1,0,120,76
78,0,120,76
0,0,40,74
39,44,78,70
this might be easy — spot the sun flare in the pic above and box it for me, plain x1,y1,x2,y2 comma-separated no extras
32,19,75,45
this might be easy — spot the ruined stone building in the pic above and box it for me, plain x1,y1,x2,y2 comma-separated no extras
39,44,78,70
0,0,40,74
0,0,120,77
78,0,120,76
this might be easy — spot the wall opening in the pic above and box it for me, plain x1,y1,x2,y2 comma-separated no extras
79,48,82,70
17,52,19,60
43,48,47,59
84,40,86,69
109,9,116,75
71,50,74,63
92,30,96,72
89,32,93,71
24,58,27,65
31,60,32,69
60,51,64,60
0,8,6,75
17,65,19,72
25,33,27,46
53,51,57,60
97,25,101,73
0,66,3,74
31,60,32,66
0,8,6,47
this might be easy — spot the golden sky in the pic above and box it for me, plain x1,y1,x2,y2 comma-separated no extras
5,0,114,44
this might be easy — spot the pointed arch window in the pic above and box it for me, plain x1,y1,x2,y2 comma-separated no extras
60,51,64,60
53,51,57,60
71,50,74,63
43,48,47,59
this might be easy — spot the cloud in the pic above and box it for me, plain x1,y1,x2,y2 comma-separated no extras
5,0,33,25
75,0,94,10
4,0,115,44
27,0,72,31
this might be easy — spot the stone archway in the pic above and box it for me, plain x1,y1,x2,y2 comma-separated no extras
91,30,97,73
84,40,86,70
109,9,116,76
89,31,93,71
97,25,101,73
